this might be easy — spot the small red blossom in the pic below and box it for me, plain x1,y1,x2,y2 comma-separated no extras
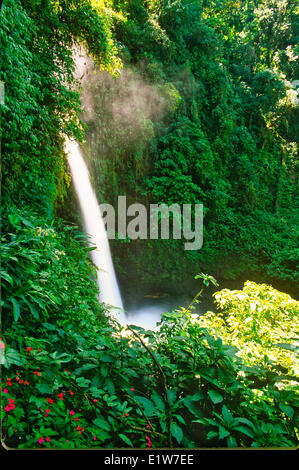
76,425,85,434
33,371,41,376
44,408,50,417
145,436,152,448
26,347,33,351
0,341,5,350
46,398,53,404
5,399,15,412
24,381,29,386
57,393,64,400
70,410,75,416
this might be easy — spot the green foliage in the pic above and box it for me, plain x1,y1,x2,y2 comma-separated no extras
0,0,120,213
1,207,105,332
2,271,298,448
199,281,299,376
153,282,299,447
1,0,298,451
82,0,298,291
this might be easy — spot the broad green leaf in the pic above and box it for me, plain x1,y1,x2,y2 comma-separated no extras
151,392,165,411
135,396,156,416
222,405,234,426
207,430,218,440
119,434,133,447
208,389,223,404
93,416,111,432
171,423,183,444
1,271,14,286
219,425,230,440
235,425,254,438
11,298,21,322
74,364,98,375
104,378,115,395
168,389,177,405
1,348,24,367
36,383,53,394
174,414,186,425
227,436,238,447
75,377,91,388
279,403,294,419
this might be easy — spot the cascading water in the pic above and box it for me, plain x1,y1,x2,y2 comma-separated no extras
66,139,126,325
69,48,166,330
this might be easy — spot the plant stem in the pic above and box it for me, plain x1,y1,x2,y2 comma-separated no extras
126,325,173,448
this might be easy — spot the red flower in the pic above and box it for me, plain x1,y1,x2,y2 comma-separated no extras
5,399,15,412
46,398,53,404
145,436,152,448
26,347,33,351
57,393,64,400
44,408,50,417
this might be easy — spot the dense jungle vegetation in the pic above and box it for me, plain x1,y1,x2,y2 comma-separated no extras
1,0,298,450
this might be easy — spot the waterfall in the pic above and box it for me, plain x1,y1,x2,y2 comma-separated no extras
66,139,126,324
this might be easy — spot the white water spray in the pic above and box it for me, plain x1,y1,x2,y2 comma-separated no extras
66,140,126,324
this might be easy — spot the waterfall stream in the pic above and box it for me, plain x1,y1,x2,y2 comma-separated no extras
66,140,126,325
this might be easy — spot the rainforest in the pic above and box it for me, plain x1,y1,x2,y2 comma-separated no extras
0,0,298,452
